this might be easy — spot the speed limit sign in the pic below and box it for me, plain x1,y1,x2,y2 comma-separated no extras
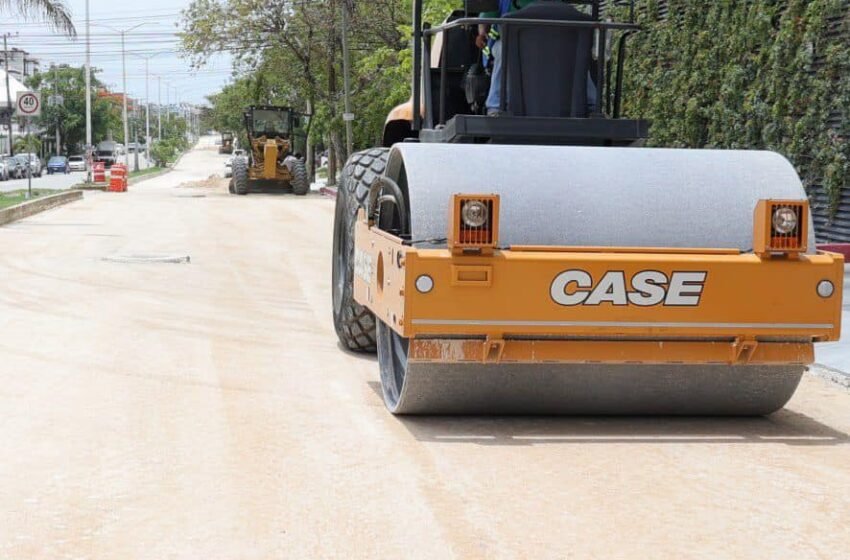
15,92,41,117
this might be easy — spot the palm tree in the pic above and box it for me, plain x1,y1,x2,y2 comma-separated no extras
14,133,41,153
0,0,76,37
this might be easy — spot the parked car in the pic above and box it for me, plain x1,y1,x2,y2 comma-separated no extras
15,153,42,177
47,156,70,174
224,149,247,178
0,159,9,181
68,155,87,172
3,156,23,179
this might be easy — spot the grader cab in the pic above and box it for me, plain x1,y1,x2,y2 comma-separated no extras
229,106,309,196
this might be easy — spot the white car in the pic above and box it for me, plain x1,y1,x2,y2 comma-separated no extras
225,149,247,177
68,155,87,172
15,153,42,177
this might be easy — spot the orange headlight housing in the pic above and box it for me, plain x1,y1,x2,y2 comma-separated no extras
753,199,808,258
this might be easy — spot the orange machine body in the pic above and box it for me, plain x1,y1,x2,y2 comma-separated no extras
353,198,843,367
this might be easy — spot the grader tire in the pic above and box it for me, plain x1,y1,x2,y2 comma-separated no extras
289,159,310,196
332,148,390,353
232,158,249,195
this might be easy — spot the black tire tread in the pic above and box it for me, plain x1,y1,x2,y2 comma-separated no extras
332,147,390,353
232,158,249,195
290,159,310,196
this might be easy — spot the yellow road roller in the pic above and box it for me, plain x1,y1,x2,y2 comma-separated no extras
332,0,844,414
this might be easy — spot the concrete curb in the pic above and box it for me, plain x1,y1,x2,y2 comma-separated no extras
172,148,191,168
0,190,84,227
809,364,850,389
129,168,171,186
320,186,338,198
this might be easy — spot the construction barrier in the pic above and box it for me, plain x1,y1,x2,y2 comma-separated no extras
109,164,128,192
93,161,106,183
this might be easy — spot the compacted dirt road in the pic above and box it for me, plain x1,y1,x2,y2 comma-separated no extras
1,139,849,559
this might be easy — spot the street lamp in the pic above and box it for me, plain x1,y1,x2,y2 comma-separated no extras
155,74,162,141
84,0,91,182
131,53,165,163
95,22,157,167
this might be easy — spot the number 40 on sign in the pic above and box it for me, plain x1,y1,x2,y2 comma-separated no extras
15,92,42,118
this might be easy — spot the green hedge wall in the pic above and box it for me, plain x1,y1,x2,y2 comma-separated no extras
617,0,850,217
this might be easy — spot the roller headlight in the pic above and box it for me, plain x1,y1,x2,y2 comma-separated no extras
772,207,798,234
462,200,489,228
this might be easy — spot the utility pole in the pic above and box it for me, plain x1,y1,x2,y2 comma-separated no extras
341,0,354,158
132,115,139,172
131,53,163,161
145,57,150,160
121,30,128,166
100,21,156,168
4,33,14,156
100,22,151,167
53,64,60,155
84,0,91,181
157,75,162,141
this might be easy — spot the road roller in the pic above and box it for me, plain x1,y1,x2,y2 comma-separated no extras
332,0,844,414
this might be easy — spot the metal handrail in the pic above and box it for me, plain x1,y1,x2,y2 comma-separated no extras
423,17,640,35
419,16,640,128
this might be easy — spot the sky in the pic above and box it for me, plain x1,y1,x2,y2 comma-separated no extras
1,0,234,106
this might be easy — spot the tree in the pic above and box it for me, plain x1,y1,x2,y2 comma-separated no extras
1,0,76,36
150,139,176,167
26,65,123,153
14,133,41,153
181,0,410,182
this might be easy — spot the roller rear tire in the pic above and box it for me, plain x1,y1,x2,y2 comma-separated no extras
332,148,390,353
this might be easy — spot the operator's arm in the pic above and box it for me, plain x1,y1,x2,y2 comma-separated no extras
478,0,506,48
476,24,490,49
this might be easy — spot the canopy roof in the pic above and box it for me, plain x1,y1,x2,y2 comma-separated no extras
0,70,32,108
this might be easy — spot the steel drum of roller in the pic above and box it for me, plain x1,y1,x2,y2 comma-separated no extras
375,144,812,415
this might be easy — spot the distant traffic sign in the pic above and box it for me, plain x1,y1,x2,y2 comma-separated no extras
16,92,41,117
343,112,355,122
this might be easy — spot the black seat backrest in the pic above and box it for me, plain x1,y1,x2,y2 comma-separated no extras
441,10,481,71
503,1,595,118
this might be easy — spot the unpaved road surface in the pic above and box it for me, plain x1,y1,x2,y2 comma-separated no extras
1,139,849,559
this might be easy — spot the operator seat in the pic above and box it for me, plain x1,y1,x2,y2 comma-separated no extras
502,0,596,118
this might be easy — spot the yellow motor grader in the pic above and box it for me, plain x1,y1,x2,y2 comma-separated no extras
331,0,844,415
219,132,234,155
230,105,309,196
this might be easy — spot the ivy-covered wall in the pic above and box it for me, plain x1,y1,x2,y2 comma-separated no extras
615,0,850,240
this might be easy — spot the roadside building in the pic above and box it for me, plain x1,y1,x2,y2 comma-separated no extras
0,69,33,155
0,47,40,81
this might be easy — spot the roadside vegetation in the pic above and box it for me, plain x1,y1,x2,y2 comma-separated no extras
25,63,194,163
129,167,165,179
0,189,60,209
182,0,849,201
181,0,455,182
26,65,137,154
